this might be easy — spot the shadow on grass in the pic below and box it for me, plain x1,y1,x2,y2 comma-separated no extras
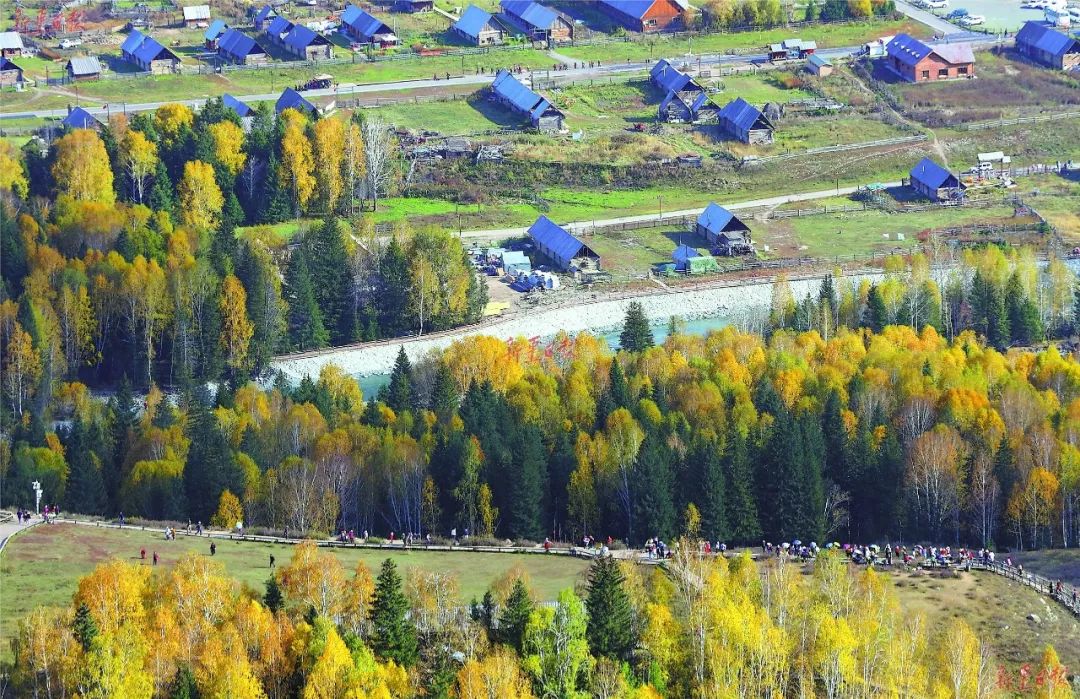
466,96,526,129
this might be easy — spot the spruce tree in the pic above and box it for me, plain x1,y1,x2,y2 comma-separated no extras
608,359,631,410
167,666,199,699
1005,271,1042,345
378,237,411,337
305,218,353,343
506,425,547,541
386,347,414,413
726,427,761,543
284,251,330,351
107,375,137,510
864,284,888,332
696,438,728,542
72,603,98,652
497,578,533,653
183,386,239,524
64,415,107,515
634,434,676,543
148,159,174,215
430,362,458,423
264,577,284,613
585,556,635,660
619,301,653,352
370,559,418,666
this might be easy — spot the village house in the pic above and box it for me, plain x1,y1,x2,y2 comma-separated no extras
718,97,774,144
222,93,254,118
66,56,102,81
650,58,717,123
768,38,817,61
204,20,228,50
908,157,964,201
122,30,182,73
453,5,510,46
0,32,25,58
695,202,754,255
182,4,211,28
885,34,974,83
528,216,601,271
806,53,833,76
253,5,278,31
217,29,270,65
1015,21,1080,71
264,15,295,47
596,0,686,32
0,57,25,87
276,86,317,114
498,0,572,42
490,69,565,132
63,106,103,130
340,5,399,46
283,24,334,60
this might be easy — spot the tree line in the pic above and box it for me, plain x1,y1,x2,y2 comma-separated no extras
11,537,1070,698
0,103,486,403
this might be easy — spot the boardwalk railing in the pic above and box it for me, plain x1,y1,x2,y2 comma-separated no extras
969,560,1080,617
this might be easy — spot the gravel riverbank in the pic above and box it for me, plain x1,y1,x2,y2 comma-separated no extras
271,271,883,381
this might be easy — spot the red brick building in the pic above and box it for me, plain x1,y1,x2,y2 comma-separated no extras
596,0,686,33
885,34,975,83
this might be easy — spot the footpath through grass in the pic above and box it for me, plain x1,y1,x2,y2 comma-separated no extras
0,523,590,659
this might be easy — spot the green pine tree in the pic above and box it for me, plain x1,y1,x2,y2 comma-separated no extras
370,559,418,666
619,301,654,352
304,217,353,344
183,386,240,524
167,665,200,699
64,415,107,516
634,434,676,543
378,237,411,337
506,425,547,541
386,347,414,414
497,578,534,653
1005,271,1043,345
264,577,284,613
585,556,636,660
284,250,330,351
725,427,761,544
430,362,458,424
147,159,175,215
695,438,728,542
608,359,631,410
864,284,888,333
72,602,98,652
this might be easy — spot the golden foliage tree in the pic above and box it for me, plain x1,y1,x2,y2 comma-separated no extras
52,129,115,204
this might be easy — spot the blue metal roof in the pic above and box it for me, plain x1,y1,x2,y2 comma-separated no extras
909,157,956,190
341,4,393,39
121,29,146,54
218,29,264,58
454,5,496,39
1016,21,1080,58
528,216,587,264
886,33,932,68
266,15,294,37
205,19,227,41
0,57,22,72
598,0,664,20
672,244,702,262
63,106,101,129
491,69,545,113
276,87,315,114
284,24,327,51
807,53,831,67
500,0,558,30
222,93,253,117
254,4,275,22
719,97,769,132
650,59,692,93
697,202,748,235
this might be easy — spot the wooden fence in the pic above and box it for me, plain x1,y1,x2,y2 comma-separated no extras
971,560,1080,617
747,134,927,165
959,111,1080,131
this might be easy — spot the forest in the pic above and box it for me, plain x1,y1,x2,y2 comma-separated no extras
16,538,1069,699
0,99,487,393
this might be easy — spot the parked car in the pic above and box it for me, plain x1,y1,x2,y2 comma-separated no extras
925,0,948,8
59,38,83,49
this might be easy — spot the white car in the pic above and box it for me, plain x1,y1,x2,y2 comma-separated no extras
925,0,948,8
59,38,83,49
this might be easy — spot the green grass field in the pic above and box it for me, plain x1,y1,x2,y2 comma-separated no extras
557,19,932,63
0,523,590,659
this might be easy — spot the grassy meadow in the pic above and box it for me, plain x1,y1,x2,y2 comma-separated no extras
0,523,591,659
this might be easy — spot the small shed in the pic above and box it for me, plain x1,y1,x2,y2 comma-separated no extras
183,5,211,27
340,5,399,46
66,56,102,81
672,244,718,273
453,5,509,46
204,20,228,49
0,57,25,87
62,105,103,130
253,5,278,31
0,32,25,58
807,53,833,76
282,24,334,60
696,202,753,255
909,158,964,201
498,0,572,42
527,216,600,270
718,97,774,145
490,69,565,132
